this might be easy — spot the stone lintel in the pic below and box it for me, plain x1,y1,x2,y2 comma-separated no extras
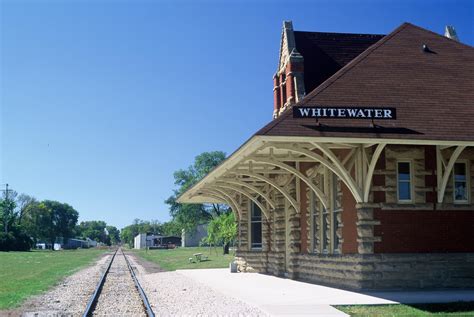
356,202,381,209
356,220,381,226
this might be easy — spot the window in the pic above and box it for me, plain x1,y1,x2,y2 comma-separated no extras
250,202,262,249
397,161,412,202
321,206,330,253
453,162,468,203
310,173,342,254
332,174,341,254
310,195,320,253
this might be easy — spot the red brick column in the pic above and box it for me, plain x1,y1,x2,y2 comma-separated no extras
273,74,280,118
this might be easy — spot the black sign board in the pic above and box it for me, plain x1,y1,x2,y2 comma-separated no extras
293,106,396,120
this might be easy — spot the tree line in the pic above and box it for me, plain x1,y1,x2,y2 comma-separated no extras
2,150,237,252
0,189,119,251
120,151,238,254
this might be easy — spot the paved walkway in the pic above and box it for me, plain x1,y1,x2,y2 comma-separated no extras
177,268,474,316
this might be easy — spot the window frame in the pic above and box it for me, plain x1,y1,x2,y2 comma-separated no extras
453,160,470,204
248,201,262,250
397,160,414,203
309,191,318,253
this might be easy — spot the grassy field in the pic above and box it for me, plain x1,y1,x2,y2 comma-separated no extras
0,248,107,309
335,302,474,316
133,246,234,271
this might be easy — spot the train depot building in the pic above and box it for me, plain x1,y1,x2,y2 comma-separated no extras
178,22,474,290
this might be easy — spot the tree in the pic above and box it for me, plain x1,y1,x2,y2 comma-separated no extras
0,190,17,234
149,219,162,235
16,194,37,225
161,220,181,236
165,151,228,233
106,226,120,245
205,212,237,254
51,201,79,245
22,201,51,244
0,190,33,251
120,225,135,248
22,200,78,250
120,219,156,248
76,221,108,244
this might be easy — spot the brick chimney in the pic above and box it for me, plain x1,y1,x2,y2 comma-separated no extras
273,21,305,119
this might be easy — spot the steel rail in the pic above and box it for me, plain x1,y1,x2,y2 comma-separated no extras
82,248,118,317
122,250,155,317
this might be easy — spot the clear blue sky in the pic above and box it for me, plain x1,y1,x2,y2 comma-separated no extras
1,0,473,229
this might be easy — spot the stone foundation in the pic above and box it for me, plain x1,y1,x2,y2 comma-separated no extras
235,251,474,290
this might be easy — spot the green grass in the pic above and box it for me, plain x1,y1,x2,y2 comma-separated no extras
133,246,234,271
0,248,107,309
335,302,474,316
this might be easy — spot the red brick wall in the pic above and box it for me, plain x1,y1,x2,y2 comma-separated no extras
374,210,474,253
373,145,474,253
341,183,358,253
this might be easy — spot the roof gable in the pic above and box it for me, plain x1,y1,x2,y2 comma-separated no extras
258,23,474,142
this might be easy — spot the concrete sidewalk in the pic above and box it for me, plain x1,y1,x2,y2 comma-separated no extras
177,268,474,316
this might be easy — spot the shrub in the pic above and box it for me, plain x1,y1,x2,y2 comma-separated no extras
0,227,33,251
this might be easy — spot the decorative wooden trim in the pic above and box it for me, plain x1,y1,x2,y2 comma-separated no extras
269,143,363,202
232,170,300,214
210,184,270,220
247,157,329,210
363,143,386,202
218,179,276,209
196,189,241,220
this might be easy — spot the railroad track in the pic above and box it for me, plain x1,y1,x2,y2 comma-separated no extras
83,247,155,317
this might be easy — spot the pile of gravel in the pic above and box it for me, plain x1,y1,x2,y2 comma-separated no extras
127,256,268,316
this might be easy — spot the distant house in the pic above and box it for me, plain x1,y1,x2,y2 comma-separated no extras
134,233,181,249
181,223,208,247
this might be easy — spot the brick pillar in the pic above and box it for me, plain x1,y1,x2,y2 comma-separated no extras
279,73,286,111
286,72,295,105
356,203,381,254
288,48,305,102
273,74,280,119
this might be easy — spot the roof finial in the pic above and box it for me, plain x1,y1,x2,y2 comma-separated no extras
444,25,459,41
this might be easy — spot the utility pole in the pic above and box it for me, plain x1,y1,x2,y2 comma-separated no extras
1,183,14,234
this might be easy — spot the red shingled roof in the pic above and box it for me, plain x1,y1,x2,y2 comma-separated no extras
258,23,474,142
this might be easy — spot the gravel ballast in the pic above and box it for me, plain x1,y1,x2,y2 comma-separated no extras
91,251,146,316
18,252,112,317
8,250,267,317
